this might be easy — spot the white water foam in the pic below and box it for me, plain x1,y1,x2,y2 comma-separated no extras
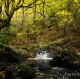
29,51,53,60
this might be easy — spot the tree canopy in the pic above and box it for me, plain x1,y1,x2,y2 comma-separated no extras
0,0,38,30
0,0,80,46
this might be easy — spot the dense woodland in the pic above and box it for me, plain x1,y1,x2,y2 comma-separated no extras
0,0,80,58
0,0,80,79
0,0,80,57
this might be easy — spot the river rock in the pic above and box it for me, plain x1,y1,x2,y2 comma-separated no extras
0,44,26,64
49,50,80,69
17,64,35,79
39,62,51,71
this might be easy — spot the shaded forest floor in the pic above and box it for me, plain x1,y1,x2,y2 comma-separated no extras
8,28,80,59
0,30,80,63
0,27,79,62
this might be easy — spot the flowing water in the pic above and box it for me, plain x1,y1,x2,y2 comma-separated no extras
28,50,80,79
29,50,53,60
34,67,80,79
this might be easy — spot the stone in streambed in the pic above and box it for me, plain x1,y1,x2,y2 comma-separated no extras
49,49,80,69
39,62,51,71
17,64,35,79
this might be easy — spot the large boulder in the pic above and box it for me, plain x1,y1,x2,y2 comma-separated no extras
17,64,35,79
0,44,25,63
49,49,80,69
39,62,51,71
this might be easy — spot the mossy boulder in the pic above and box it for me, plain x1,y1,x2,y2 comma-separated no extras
17,64,35,79
0,44,25,63
49,49,80,69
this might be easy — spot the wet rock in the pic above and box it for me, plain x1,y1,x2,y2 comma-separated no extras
5,67,13,79
49,55,73,68
17,64,35,79
39,62,51,71
0,44,25,63
49,49,80,69
14,77,22,79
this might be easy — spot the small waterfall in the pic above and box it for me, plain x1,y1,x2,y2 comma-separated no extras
29,50,53,60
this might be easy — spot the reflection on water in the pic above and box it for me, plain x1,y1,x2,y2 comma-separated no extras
34,67,80,79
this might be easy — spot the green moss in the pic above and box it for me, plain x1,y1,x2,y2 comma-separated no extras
61,49,80,61
17,64,35,79
0,43,25,62
16,53,25,61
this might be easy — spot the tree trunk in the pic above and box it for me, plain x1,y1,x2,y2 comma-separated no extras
0,17,11,30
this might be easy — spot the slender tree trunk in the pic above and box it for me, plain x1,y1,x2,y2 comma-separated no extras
33,0,36,23
42,0,45,17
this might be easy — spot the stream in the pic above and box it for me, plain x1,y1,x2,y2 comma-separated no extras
28,50,80,79
34,67,80,79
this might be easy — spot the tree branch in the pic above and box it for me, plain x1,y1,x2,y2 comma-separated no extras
0,0,40,31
